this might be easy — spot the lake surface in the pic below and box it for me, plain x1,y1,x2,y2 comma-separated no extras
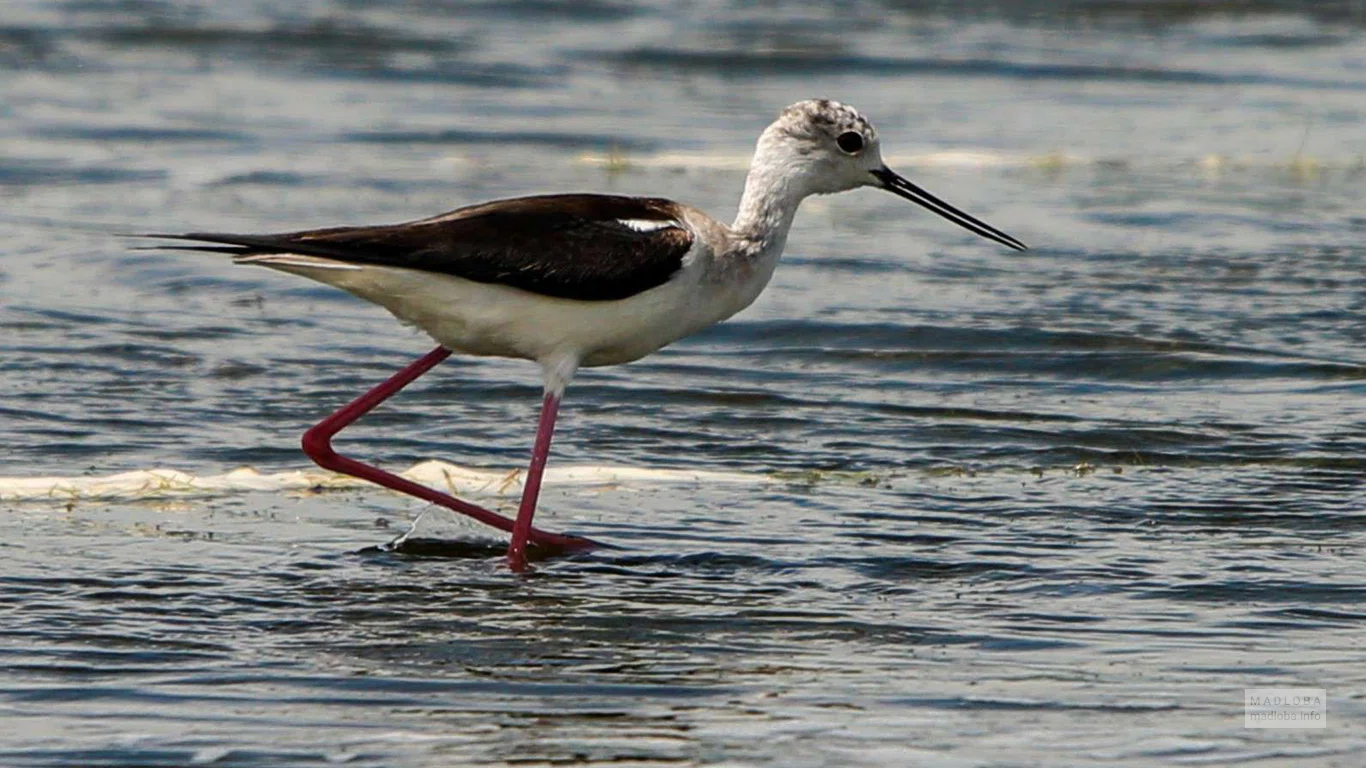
2,1,1364,765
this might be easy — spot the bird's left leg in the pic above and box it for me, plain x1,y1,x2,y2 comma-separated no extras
506,390,562,570
505,357,580,570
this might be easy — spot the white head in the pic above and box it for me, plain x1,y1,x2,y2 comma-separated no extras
755,99,886,195
751,99,1026,251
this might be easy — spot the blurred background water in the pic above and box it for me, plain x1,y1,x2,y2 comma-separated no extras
2,1,1365,765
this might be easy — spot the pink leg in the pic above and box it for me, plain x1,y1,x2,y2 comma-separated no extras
506,391,561,570
301,346,598,557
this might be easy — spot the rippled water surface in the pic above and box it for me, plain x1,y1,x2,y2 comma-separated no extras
3,1,1365,765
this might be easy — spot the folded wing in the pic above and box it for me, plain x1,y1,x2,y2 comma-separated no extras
147,194,696,302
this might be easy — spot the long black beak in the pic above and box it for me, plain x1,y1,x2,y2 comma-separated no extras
870,167,1027,251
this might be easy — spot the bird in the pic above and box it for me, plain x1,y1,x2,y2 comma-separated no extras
144,99,1027,570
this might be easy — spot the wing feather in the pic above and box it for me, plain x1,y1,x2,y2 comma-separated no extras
146,194,696,301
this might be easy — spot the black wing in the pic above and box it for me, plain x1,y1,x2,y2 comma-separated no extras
145,194,696,302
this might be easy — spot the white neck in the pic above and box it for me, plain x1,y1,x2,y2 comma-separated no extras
731,149,809,254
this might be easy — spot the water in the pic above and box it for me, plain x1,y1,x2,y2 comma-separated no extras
3,1,1365,765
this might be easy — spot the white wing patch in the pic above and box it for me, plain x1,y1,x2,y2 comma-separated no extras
234,253,363,271
616,218,680,233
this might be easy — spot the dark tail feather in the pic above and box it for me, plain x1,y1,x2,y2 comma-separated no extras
131,244,256,254
123,233,262,255
129,232,341,259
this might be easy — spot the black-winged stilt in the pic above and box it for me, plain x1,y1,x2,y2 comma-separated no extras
145,99,1027,570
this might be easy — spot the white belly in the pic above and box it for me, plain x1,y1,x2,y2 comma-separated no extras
268,259,766,369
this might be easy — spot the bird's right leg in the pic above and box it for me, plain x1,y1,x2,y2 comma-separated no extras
300,345,598,556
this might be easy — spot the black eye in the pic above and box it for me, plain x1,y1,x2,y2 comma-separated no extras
836,131,864,154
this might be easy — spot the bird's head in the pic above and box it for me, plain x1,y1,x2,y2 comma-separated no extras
756,99,1026,251
757,99,885,195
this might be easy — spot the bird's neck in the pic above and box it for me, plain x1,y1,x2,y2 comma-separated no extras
731,158,807,256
